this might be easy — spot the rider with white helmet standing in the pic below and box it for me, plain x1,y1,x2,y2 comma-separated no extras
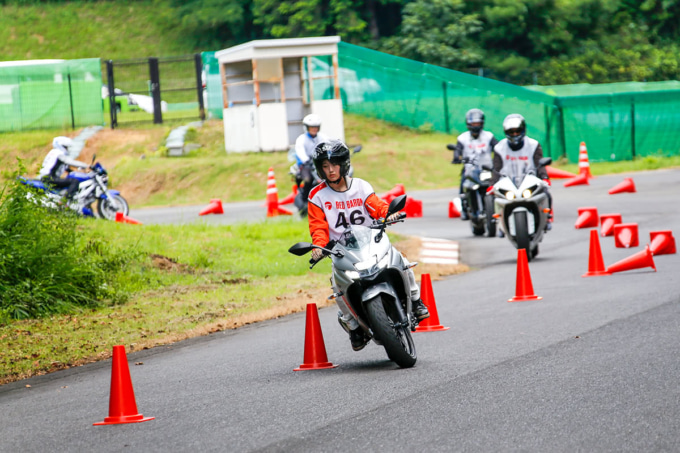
295,114,329,216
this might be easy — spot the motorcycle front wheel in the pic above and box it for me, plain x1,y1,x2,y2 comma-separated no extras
97,194,130,220
365,295,417,368
485,195,496,238
514,211,532,261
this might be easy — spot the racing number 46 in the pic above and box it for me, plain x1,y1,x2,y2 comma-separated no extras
334,210,366,229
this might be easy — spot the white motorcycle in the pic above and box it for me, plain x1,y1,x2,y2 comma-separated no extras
487,157,552,261
288,195,418,368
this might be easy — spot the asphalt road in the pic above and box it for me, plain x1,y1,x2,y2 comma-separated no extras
1,170,679,452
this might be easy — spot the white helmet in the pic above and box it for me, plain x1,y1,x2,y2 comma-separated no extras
302,114,322,132
53,136,74,153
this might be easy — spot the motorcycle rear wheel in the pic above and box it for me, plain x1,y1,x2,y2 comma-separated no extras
365,295,417,368
97,194,130,220
514,211,532,261
485,195,496,238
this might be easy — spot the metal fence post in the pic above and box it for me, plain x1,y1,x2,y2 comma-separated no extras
149,57,162,124
442,81,450,134
106,60,117,129
194,53,206,121
67,73,75,129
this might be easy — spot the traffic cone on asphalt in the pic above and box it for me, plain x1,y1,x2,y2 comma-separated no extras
546,166,577,179
266,167,293,217
614,223,639,248
403,197,423,217
380,183,406,204
574,207,599,229
600,213,622,237
94,345,154,425
448,199,461,218
607,245,656,274
509,249,542,302
294,304,338,371
115,211,142,225
563,173,589,187
578,142,593,178
199,198,224,216
608,177,636,195
278,185,298,206
415,273,449,332
649,231,676,256
583,229,611,277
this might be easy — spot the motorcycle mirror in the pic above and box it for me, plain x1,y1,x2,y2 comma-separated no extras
482,164,493,171
352,145,362,154
538,157,552,167
446,144,456,151
288,242,314,256
387,194,407,216
91,154,96,164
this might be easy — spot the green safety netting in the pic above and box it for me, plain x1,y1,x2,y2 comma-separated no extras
0,59,103,132
202,43,680,163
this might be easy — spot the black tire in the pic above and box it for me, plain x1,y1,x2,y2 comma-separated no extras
97,194,129,220
365,295,417,368
514,211,531,261
485,195,496,238
471,222,485,236
531,245,539,259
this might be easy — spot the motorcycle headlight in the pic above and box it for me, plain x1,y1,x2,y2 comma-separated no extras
345,270,360,280
472,184,480,191
505,191,516,200
480,171,492,181
522,189,532,199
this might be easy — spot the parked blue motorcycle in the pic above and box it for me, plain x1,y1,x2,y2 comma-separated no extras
20,157,129,220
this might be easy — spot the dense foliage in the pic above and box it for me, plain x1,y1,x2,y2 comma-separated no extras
0,168,133,323
2,0,679,84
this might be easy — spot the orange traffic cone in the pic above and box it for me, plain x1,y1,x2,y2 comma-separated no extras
600,213,622,237
614,223,639,248
546,166,577,179
574,207,599,229
509,249,542,302
266,167,293,217
294,304,338,371
403,197,423,218
380,183,406,204
608,177,636,195
563,173,589,187
199,198,224,216
649,230,676,256
448,199,461,218
94,345,154,425
578,141,593,178
115,211,142,225
607,245,656,274
278,185,298,206
583,229,611,277
415,273,449,332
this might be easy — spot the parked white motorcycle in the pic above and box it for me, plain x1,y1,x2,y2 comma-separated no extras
487,157,552,261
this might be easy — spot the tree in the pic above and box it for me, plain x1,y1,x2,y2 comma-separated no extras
380,0,483,69
170,0,257,48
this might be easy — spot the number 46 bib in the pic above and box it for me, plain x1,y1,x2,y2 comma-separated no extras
309,178,376,240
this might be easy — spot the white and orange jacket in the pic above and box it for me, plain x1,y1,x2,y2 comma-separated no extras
308,177,389,247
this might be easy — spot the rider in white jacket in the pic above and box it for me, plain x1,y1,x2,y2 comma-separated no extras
38,136,89,207
295,114,329,216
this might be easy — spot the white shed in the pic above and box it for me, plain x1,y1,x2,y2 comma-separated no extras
216,36,345,153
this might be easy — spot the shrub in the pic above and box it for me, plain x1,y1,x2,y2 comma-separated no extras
0,169,133,324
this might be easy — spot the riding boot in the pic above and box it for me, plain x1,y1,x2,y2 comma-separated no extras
412,298,430,321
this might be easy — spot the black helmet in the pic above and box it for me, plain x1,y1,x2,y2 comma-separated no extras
503,113,526,150
312,140,351,184
465,108,485,136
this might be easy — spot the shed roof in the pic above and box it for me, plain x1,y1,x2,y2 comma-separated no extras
216,36,340,64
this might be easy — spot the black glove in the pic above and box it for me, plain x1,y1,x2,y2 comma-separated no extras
452,157,462,164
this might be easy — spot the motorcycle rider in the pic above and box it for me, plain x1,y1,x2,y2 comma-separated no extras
38,136,90,210
308,140,430,351
295,113,329,216
452,109,498,220
489,114,553,230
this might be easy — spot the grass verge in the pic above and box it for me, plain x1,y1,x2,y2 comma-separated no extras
0,217,467,384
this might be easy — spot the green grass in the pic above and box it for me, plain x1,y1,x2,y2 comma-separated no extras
0,217,334,383
0,2,194,62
